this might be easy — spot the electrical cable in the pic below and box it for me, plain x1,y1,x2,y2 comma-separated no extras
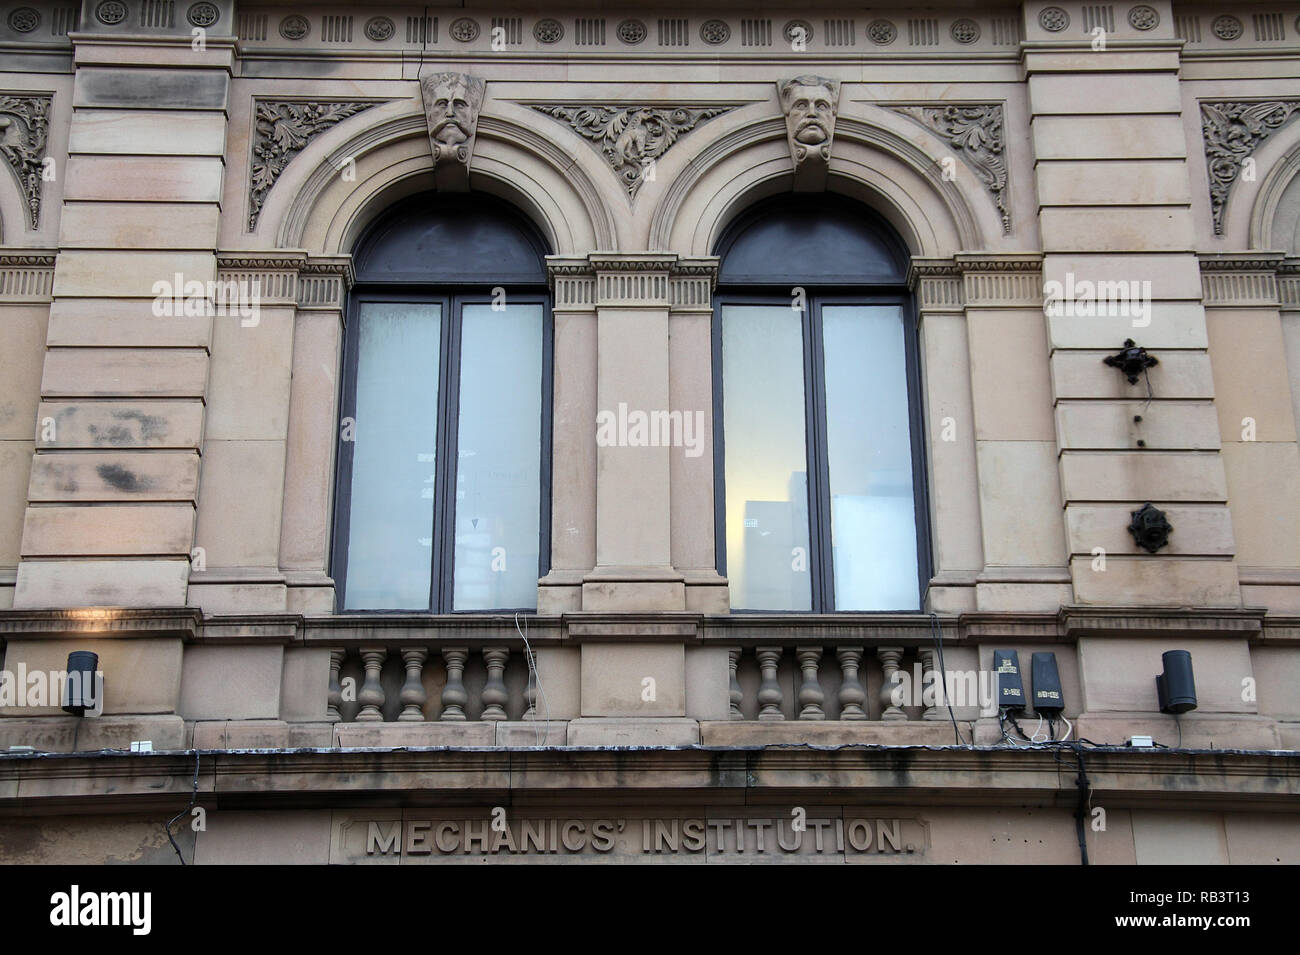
928,612,962,745
165,749,200,865
516,611,551,746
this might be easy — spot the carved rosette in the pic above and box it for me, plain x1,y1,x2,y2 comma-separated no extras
530,104,734,200
420,71,486,192
778,75,840,191
248,100,379,232
891,104,1011,235
1201,100,1300,235
0,93,52,229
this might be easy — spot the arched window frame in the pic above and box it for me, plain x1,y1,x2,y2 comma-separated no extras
711,195,933,612
331,194,554,613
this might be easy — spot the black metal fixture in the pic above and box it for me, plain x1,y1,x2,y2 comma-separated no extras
1156,650,1197,714
61,650,99,716
1104,338,1158,384
1128,502,1172,553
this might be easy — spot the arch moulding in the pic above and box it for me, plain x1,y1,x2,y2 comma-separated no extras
253,97,615,258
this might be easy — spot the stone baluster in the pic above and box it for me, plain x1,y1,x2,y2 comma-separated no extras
441,647,469,721
398,648,429,721
877,646,908,722
727,648,743,720
836,646,866,720
481,648,510,721
756,647,785,721
918,647,944,721
326,649,345,721
355,647,387,722
522,655,538,720
796,646,825,719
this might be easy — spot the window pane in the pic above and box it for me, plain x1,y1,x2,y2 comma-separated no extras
721,305,812,610
453,303,543,610
345,302,441,609
822,305,919,610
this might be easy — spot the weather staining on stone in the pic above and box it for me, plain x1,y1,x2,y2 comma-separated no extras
419,72,486,192
778,76,840,191
530,104,734,200
891,104,1011,235
0,93,52,229
247,100,379,232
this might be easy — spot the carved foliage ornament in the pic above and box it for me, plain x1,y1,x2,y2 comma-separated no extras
420,72,486,191
1201,100,1300,235
532,104,734,199
779,75,840,191
0,93,51,229
248,100,378,231
892,104,1010,234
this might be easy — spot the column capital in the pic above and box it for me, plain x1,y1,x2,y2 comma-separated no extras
547,253,718,311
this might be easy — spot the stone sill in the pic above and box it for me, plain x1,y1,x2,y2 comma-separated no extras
0,744,1296,817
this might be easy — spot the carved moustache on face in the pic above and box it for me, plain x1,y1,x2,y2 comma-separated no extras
786,87,836,145
430,84,475,145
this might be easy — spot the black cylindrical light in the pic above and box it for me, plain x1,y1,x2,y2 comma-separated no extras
1156,649,1197,714
62,651,99,716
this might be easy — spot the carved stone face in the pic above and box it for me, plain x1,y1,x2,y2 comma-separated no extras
782,80,837,146
427,75,480,147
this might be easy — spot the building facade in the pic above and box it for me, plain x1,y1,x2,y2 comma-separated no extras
0,0,1298,864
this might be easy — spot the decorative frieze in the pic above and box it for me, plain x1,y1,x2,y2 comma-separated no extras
889,104,1010,234
215,252,352,310
248,99,382,231
0,250,55,302
547,253,718,310
1201,100,1300,236
1199,253,1287,307
908,255,1042,311
0,93,51,230
530,104,735,199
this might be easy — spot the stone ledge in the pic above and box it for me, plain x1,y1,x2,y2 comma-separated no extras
701,721,967,747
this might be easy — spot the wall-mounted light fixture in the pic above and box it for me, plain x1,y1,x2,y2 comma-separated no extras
1156,650,1197,714
1104,338,1158,384
61,651,100,716
1128,502,1173,553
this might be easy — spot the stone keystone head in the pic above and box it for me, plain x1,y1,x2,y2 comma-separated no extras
778,75,840,190
419,71,486,190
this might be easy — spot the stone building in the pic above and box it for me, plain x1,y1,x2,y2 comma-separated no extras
0,0,1297,864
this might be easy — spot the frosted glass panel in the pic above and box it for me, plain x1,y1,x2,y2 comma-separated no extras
822,305,919,609
453,303,543,610
345,302,441,609
721,305,812,610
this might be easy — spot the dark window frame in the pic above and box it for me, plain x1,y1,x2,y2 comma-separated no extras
331,285,554,614
711,228,932,612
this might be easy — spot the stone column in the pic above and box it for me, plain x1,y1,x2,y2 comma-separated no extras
1024,16,1240,608
909,261,984,614
580,254,684,612
16,31,235,608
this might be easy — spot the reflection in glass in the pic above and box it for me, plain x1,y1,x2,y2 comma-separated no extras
823,305,919,609
453,304,543,609
721,305,812,610
345,302,440,609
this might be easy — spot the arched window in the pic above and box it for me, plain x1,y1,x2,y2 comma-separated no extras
333,194,552,611
712,196,929,611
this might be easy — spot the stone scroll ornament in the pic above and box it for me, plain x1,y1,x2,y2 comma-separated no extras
1201,100,1300,236
420,71,486,192
248,100,379,231
531,104,734,200
0,93,52,230
890,104,1011,235
778,76,840,191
